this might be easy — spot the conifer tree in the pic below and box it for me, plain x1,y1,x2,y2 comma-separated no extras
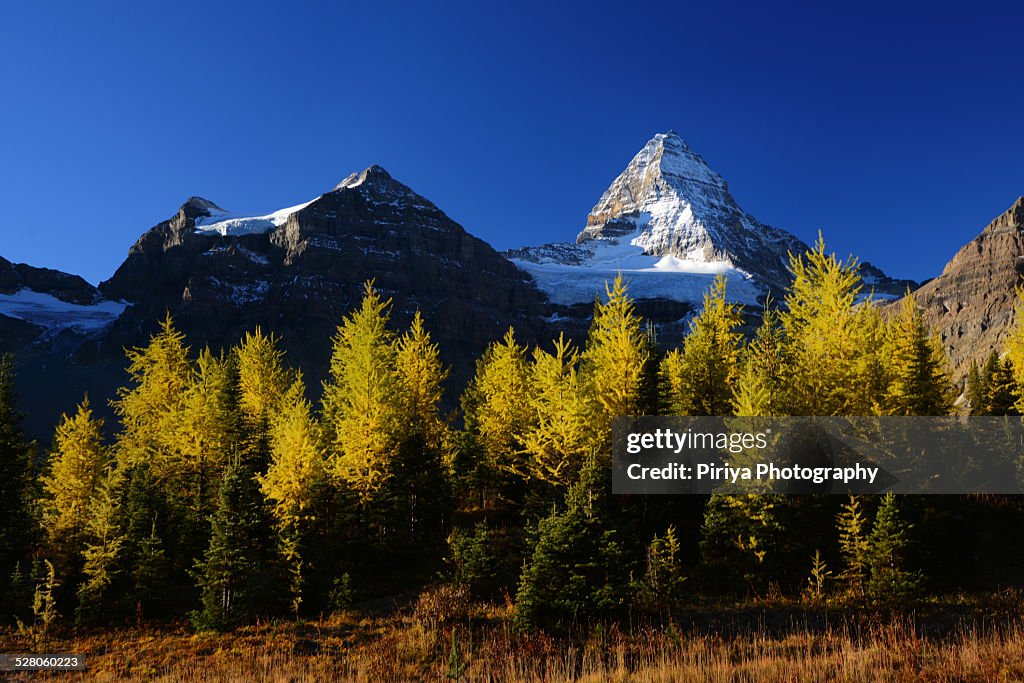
236,327,291,433
733,305,790,416
389,312,452,549
699,494,779,591
661,275,743,416
582,275,652,429
632,526,686,616
394,311,449,451
0,354,34,617
322,282,400,502
461,328,533,480
171,348,239,515
75,464,126,623
262,375,325,531
42,398,108,547
514,456,628,628
836,495,870,600
881,295,954,416
259,374,326,614
1003,284,1024,412
193,458,284,630
781,236,880,415
523,334,596,487
113,314,192,477
978,351,1018,415
234,328,293,477
965,360,986,415
120,463,169,619
866,493,921,604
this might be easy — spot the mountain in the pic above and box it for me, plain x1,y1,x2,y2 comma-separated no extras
97,165,549,382
508,131,913,305
907,196,1024,378
0,256,127,352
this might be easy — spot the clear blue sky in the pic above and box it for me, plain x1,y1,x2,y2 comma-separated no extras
1,1,1022,284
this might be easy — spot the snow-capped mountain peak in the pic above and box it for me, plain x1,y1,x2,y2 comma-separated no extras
575,131,801,272
508,131,809,306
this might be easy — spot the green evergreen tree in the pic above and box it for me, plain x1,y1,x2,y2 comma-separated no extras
631,526,686,616
192,458,285,630
977,351,1017,416
514,456,629,628
0,354,34,619
449,521,502,596
866,493,921,604
965,360,986,415
120,464,170,620
661,275,743,416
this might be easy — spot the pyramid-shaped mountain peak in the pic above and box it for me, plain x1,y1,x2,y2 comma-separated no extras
567,132,803,291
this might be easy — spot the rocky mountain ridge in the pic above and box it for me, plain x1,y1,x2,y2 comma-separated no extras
904,196,1024,377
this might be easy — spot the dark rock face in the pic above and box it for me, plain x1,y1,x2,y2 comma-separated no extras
860,261,919,300
0,256,101,305
98,166,551,392
905,196,1024,378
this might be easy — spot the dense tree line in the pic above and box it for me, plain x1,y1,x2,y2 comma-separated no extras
3,239,1024,632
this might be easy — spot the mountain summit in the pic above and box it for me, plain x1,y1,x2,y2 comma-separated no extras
576,131,803,288
509,131,911,305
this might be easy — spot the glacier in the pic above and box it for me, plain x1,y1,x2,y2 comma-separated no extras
0,288,128,333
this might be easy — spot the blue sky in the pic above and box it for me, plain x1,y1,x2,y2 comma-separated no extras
1,1,1022,284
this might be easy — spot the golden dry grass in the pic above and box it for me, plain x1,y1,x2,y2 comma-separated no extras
5,598,1024,682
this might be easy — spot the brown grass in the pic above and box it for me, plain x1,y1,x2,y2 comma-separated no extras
5,597,1024,682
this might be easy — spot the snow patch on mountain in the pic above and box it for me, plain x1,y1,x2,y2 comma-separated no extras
509,232,762,306
0,288,128,333
194,199,318,237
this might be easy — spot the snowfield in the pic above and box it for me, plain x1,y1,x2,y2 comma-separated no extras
194,199,317,237
510,232,763,306
0,288,128,333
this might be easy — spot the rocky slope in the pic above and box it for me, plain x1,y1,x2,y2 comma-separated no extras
509,131,913,305
96,165,549,388
907,196,1024,378
0,257,127,351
